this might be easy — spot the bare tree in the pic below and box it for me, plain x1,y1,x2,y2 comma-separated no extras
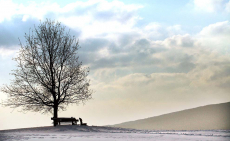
1,19,92,126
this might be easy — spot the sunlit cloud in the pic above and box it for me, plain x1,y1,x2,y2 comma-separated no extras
193,0,230,13
0,47,18,59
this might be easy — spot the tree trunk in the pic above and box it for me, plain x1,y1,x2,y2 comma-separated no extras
53,105,58,126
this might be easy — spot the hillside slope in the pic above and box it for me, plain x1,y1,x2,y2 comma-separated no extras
0,125,229,141
113,102,230,130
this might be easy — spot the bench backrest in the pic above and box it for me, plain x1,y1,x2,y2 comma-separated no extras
51,117,78,122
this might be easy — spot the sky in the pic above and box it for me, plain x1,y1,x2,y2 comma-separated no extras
0,0,230,130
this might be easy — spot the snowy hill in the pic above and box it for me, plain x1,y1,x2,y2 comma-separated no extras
113,102,230,130
0,125,230,141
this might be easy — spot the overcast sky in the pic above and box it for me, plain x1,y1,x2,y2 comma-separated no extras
0,0,230,130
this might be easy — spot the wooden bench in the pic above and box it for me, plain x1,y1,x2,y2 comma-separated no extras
51,117,78,125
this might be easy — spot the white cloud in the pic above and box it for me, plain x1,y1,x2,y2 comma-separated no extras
143,23,184,40
199,21,230,36
226,1,230,12
98,47,110,58
0,0,60,22
0,0,143,39
0,47,18,59
0,0,17,22
86,20,230,111
163,34,196,48
58,0,143,39
198,21,230,52
193,0,230,13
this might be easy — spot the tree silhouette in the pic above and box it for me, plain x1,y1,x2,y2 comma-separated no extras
1,19,92,126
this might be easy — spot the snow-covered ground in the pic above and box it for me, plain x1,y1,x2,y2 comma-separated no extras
0,125,229,141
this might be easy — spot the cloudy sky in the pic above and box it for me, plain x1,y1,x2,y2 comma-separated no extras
0,0,230,130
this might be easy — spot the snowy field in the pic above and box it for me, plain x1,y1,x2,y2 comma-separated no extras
0,125,229,141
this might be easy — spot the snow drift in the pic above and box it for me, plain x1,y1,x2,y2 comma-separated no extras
0,125,229,141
